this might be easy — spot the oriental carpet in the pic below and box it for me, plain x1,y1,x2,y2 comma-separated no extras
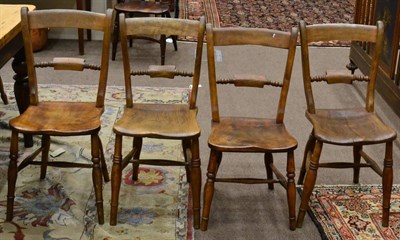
179,0,355,29
299,184,400,240
179,0,356,45
0,84,193,240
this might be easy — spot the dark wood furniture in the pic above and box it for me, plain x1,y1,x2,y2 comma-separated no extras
109,15,205,229
296,20,397,228
349,0,400,117
200,25,299,231
6,8,114,225
111,0,178,63
0,4,36,147
0,76,8,104
76,0,92,55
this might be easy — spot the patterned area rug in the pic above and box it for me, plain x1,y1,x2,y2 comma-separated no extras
180,0,355,29
300,184,400,240
0,84,193,240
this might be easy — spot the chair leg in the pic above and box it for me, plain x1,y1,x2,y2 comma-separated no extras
201,149,219,231
215,151,222,174
182,139,191,183
264,152,274,190
165,11,178,51
111,10,120,61
131,137,143,181
0,76,9,104
346,59,358,74
353,145,362,184
40,135,50,179
78,29,84,55
91,134,104,224
163,12,178,51
6,130,19,221
85,0,92,41
286,151,296,231
297,132,315,185
191,137,201,229
172,35,178,51
99,137,110,183
296,140,323,228
160,34,166,65
77,0,85,55
382,141,393,227
110,134,123,226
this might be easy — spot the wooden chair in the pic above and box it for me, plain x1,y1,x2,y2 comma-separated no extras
109,16,205,228
296,20,397,228
0,76,8,104
201,25,299,231
6,8,114,225
111,0,178,63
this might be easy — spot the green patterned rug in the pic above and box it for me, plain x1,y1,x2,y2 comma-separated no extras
299,184,400,240
0,84,192,240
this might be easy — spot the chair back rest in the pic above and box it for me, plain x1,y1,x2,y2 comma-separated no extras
299,20,384,113
20,8,114,107
119,15,205,109
206,25,298,124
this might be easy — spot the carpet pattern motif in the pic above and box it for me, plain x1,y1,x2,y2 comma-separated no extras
303,184,400,240
180,0,355,29
179,0,356,45
0,84,192,240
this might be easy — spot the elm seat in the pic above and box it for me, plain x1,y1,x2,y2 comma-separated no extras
307,108,397,145
113,104,200,138
296,20,397,229
201,25,299,231
10,102,102,134
6,8,114,225
208,117,297,152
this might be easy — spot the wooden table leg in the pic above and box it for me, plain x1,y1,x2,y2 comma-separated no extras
12,47,33,148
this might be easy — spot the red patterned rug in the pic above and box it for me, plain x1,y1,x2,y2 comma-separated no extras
300,185,400,240
179,0,355,45
179,0,355,30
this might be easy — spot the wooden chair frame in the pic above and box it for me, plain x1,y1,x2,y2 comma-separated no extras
201,24,299,231
296,20,397,228
7,8,114,225
109,15,205,229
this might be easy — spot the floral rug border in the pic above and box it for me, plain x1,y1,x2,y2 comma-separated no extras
298,184,400,240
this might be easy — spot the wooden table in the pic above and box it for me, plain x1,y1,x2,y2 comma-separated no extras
0,4,36,147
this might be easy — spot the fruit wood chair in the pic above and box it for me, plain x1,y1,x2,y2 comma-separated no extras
201,25,299,231
0,75,8,104
296,20,397,228
6,8,114,225
109,15,205,228
111,0,178,63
